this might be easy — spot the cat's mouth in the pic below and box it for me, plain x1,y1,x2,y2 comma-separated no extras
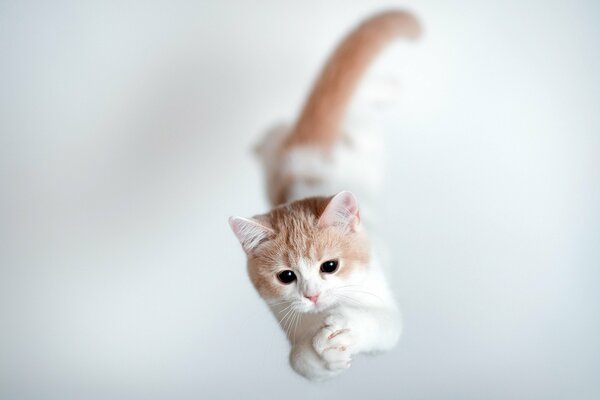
299,298,333,314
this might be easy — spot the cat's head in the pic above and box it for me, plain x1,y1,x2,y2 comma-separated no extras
229,191,370,313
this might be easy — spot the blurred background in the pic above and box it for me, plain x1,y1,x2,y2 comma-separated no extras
1,1,599,399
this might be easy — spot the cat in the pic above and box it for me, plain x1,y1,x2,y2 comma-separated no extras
229,10,421,381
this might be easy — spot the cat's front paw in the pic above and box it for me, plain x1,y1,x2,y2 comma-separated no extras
312,314,355,371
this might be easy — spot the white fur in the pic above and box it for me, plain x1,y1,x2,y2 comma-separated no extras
269,252,401,381
255,89,402,380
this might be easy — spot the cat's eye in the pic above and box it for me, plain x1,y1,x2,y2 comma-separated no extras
320,260,339,274
277,270,297,284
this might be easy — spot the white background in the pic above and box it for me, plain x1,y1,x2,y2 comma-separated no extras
1,1,599,399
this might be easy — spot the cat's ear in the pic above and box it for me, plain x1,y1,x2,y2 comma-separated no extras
228,216,275,255
318,191,360,232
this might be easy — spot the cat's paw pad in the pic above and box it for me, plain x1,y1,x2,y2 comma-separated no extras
313,315,355,370
322,346,352,370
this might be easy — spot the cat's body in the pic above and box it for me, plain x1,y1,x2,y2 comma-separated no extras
229,10,421,381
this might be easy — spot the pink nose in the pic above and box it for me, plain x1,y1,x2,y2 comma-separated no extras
305,294,319,303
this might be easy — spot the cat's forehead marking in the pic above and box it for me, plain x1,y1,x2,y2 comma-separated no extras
295,256,314,276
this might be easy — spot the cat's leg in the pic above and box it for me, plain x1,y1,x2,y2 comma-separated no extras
311,314,355,366
290,319,352,381
314,308,401,358
289,335,350,381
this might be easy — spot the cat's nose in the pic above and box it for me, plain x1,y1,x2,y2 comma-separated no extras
305,294,319,303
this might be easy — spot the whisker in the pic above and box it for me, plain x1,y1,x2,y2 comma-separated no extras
289,312,297,346
293,312,302,347
278,305,296,326
336,287,385,303
335,294,363,306
268,299,294,307
277,303,295,315
284,310,297,342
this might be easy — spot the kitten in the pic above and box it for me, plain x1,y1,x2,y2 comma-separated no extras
229,10,421,381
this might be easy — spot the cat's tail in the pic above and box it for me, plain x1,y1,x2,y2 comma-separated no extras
283,10,421,150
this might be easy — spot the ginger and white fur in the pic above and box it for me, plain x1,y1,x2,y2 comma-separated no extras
229,11,421,381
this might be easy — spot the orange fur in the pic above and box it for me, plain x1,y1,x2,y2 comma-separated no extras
246,197,369,300
284,10,421,150
262,11,421,207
